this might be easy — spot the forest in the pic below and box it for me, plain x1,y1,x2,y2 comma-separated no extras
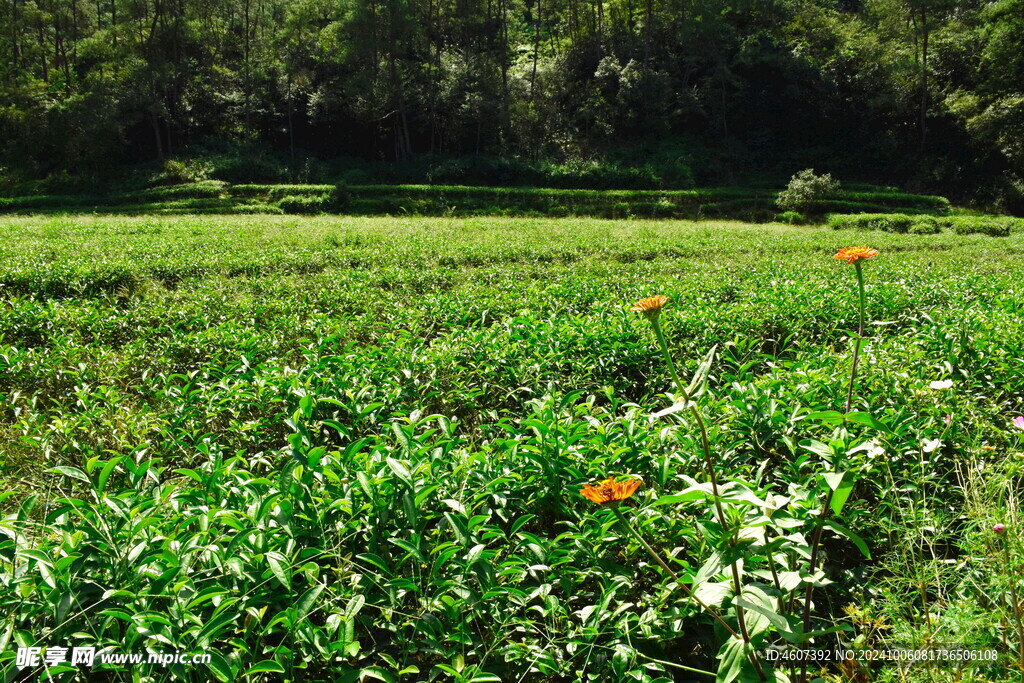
1,0,1023,210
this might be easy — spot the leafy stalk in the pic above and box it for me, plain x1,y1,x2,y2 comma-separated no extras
844,261,866,413
649,313,767,682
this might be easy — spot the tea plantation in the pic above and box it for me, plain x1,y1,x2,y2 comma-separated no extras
1,215,1022,682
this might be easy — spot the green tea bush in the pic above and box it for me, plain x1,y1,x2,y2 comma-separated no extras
2,215,1024,681
155,159,214,185
131,181,227,201
267,184,333,200
774,210,808,224
540,158,662,190
845,190,950,214
800,199,901,214
909,216,941,234
942,215,1018,237
278,194,328,214
325,181,351,211
776,168,841,212
827,213,915,233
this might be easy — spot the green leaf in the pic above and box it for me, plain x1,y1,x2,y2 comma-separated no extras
96,457,123,494
295,585,324,622
388,538,427,564
829,474,855,517
733,595,804,643
822,519,871,558
652,486,713,506
360,666,397,682
844,411,891,433
805,411,844,426
355,553,391,576
650,400,693,419
205,652,234,682
243,661,286,676
45,466,90,483
266,551,292,588
687,343,719,398
715,636,748,683
386,457,413,488
197,610,238,645
345,594,366,620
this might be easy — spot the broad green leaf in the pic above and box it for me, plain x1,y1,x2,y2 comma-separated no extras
243,661,286,676
360,666,397,682
45,466,89,483
715,636,748,683
687,343,719,397
266,551,292,588
822,519,871,558
205,652,234,682
844,411,891,433
295,585,324,622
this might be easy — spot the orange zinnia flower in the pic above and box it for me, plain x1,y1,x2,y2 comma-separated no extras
580,477,642,505
630,295,669,320
834,246,879,264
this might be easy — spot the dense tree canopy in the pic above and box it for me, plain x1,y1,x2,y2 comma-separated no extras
1,0,1023,206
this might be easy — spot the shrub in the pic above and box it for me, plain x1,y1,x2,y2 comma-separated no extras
157,159,213,185
775,211,807,225
942,216,1016,237
777,169,841,212
325,181,351,212
541,159,661,190
826,213,915,233
845,191,950,214
278,194,328,214
267,185,332,200
909,217,941,234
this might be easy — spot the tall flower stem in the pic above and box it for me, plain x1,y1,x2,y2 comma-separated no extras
611,506,736,637
612,506,766,678
651,316,684,393
649,314,766,682
844,261,867,413
1000,534,1024,670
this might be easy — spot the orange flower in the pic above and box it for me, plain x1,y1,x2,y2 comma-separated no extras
630,295,669,320
580,477,642,505
834,246,879,264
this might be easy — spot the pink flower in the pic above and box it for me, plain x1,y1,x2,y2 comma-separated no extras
944,414,952,425
994,524,1006,535
1014,416,1024,431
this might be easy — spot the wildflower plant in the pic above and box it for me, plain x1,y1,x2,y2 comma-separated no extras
583,291,878,683
834,246,878,413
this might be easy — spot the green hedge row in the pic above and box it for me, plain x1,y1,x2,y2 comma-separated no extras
0,182,965,221
828,213,1019,236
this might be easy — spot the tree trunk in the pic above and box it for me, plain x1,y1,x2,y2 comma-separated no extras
918,6,928,153
530,0,540,99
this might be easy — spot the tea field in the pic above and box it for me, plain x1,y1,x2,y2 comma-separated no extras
1,214,1023,682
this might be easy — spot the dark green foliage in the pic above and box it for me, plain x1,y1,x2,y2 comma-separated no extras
4,0,1024,206
844,192,951,213
827,212,1021,236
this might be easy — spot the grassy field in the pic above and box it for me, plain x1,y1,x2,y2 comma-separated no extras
1,215,1023,682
